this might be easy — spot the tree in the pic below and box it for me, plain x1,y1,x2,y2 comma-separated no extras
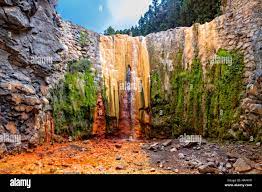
121,0,222,36
104,26,116,35
103,0,222,37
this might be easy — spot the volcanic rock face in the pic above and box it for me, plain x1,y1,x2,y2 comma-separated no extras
0,0,64,151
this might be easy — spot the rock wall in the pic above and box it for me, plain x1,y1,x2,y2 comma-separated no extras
146,0,261,140
0,0,64,153
0,0,101,153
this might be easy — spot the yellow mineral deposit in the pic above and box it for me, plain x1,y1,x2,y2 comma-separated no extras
99,34,151,139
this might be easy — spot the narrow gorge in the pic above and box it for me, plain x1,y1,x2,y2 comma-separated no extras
0,0,261,174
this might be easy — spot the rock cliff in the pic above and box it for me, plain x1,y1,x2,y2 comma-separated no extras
0,0,261,154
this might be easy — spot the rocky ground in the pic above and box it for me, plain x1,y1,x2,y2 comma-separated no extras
143,139,262,174
0,139,261,174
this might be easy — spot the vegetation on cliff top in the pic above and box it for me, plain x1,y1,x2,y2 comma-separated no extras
105,0,222,36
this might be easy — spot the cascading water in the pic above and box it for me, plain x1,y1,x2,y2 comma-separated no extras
99,34,151,139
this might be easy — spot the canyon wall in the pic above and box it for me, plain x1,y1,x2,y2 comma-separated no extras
146,0,261,140
0,0,261,154
0,0,64,153
0,0,101,153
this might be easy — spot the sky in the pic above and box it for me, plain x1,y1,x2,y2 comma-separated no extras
57,0,152,33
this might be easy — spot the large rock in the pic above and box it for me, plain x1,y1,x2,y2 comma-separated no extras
233,158,252,173
198,164,219,174
3,6,30,29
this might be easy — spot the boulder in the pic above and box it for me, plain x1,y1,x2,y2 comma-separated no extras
162,139,172,147
233,158,252,173
198,164,219,174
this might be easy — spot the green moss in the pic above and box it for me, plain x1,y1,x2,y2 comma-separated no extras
205,49,244,139
51,59,97,139
150,49,244,140
151,72,163,104
170,58,203,137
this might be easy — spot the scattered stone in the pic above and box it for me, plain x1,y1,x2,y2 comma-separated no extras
228,158,237,163
149,142,158,150
211,152,217,157
207,158,215,162
206,162,216,168
255,164,262,171
26,148,34,153
134,162,143,167
256,142,261,147
201,139,207,145
226,163,232,169
132,150,139,153
170,147,177,152
178,153,185,159
198,164,219,174
115,165,125,170
116,156,122,161
174,169,179,173
162,139,172,147
83,140,89,144
150,168,156,172
226,152,239,159
159,162,164,168
115,144,122,149
97,166,105,172
233,158,252,172
181,142,198,148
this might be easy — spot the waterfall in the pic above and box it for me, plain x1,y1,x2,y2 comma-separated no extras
99,34,151,139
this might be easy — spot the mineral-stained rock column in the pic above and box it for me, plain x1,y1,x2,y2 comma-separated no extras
92,93,106,137
99,35,151,139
